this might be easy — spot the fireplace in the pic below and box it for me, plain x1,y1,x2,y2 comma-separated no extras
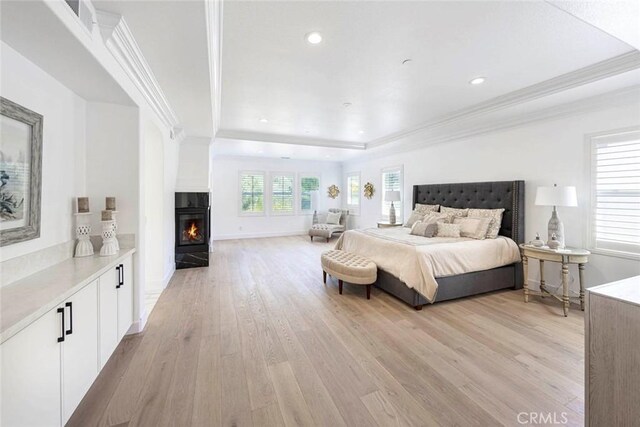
175,192,210,269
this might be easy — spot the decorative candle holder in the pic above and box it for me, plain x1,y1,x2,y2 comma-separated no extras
100,220,119,256
74,212,94,257
111,211,120,251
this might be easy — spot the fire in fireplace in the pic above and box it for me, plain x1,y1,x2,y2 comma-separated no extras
175,192,210,269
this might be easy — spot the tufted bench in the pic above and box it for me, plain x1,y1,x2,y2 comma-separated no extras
320,250,377,299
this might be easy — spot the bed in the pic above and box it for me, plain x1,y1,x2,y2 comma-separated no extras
336,180,525,309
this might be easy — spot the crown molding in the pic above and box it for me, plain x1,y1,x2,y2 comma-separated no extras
368,51,640,149
205,0,223,136
362,85,640,161
96,10,180,131
215,129,366,150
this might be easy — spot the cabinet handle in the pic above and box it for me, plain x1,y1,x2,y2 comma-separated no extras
119,264,124,287
116,265,121,289
57,307,65,343
65,302,73,335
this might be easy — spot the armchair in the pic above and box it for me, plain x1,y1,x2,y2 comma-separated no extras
309,209,349,242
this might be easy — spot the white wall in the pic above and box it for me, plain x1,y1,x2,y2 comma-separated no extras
344,99,640,288
211,156,343,240
85,102,139,235
176,137,211,191
0,42,87,261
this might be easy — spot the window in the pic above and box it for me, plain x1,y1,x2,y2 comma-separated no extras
271,173,295,214
589,129,640,257
300,175,320,213
240,172,265,215
346,172,360,214
381,166,403,220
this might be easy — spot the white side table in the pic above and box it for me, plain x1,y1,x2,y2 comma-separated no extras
519,244,590,316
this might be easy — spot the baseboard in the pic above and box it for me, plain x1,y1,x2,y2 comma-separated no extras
212,230,308,241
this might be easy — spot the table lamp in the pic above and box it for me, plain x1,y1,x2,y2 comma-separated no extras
385,190,401,224
535,184,577,248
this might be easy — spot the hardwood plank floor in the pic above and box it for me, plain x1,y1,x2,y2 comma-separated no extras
68,236,585,426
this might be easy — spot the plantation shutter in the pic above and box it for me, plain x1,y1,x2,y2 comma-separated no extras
300,176,320,212
240,172,265,214
382,168,402,219
591,132,640,255
272,174,295,214
347,173,360,214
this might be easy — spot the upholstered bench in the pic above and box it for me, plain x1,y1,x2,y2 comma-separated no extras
320,250,377,299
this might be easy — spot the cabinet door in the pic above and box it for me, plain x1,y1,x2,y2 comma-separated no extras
1,307,62,427
62,280,99,423
117,255,134,340
99,265,119,368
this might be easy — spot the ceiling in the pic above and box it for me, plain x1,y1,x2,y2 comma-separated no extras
218,0,639,157
93,0,215,138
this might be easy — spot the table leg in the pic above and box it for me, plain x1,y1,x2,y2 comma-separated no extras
522,255,529,303
539,259,546,296
562,262,569,317
579,263,585,311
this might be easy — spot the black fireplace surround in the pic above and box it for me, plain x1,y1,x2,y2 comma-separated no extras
175,192,210,269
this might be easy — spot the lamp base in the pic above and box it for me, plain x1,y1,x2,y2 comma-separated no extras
389,203,396,225
548,208,565,249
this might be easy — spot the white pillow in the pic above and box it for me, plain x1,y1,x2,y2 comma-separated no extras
453,217,492,240
326,211,341,225
436,222,461,238
468,208,505,239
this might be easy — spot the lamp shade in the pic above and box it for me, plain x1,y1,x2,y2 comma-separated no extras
385,190,401,202
535,185,578,207
310,190,319,210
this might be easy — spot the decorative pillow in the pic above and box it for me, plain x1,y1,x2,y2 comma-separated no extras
440,206,469,218
410,220,438,238
326,211,341,225
436,222,461,238
404,210,427,228
422,212,452,223
453,217,492,240
414,203,440,214
468,208,505,239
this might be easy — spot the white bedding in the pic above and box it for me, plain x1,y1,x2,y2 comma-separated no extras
334,227,521,302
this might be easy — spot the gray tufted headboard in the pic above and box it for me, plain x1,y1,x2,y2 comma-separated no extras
413,180,525,243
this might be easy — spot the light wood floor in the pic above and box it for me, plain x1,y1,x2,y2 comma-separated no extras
69,235,585,427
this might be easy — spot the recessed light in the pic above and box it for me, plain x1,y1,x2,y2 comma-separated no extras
281,156,290,160
305,32,323,44
259,118,268,123
469,77,486,85
358,130,364,134
343,102,352,108
325,155,331,158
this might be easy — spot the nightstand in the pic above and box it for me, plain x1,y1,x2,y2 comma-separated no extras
519,244,591,316
377,221,403,228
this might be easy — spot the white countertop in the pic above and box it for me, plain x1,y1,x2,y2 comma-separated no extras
0,247,136,344
589,275,640,307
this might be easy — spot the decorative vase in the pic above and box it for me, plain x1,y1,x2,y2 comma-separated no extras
389,202,397,225
100,220,119,256
74,213,94,257
548,208,565,248
111,211,120,251
548,233,560,250
531,233,544,248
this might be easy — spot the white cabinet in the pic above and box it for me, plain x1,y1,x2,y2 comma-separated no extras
1,306,62,427
98,254,134,367
117,255,134,340
62,280,99,423
99,265,119,368
1,252,136,427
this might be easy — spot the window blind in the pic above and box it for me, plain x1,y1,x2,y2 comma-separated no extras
382,168,402,219
300,176,319,212
347,173,360,213
240,173,265,214
272,174,294,214
591,133,640,256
